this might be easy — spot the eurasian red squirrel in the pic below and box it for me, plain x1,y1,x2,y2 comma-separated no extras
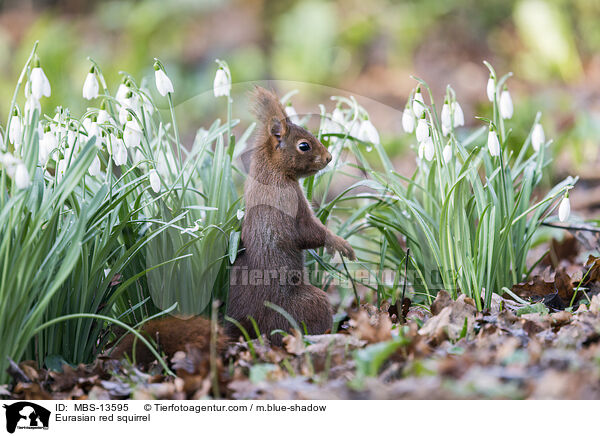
112,87,355,363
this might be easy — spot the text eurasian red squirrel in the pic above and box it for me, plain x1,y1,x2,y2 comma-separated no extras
112,87,355,363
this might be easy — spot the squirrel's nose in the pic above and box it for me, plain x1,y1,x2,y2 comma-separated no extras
325,153,332,164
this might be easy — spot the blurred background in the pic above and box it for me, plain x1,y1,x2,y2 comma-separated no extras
0,0,599,212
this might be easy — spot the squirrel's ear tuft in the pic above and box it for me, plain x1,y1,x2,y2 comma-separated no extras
251,86,287,137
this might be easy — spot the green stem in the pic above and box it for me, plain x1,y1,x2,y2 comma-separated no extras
167,93,182,168
226,95,233,159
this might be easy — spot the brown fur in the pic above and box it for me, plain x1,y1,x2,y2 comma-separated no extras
226,87,355,345
111,317,226,365
111,88,356,362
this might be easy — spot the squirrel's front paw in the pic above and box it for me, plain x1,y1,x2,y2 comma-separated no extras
326,234,356,261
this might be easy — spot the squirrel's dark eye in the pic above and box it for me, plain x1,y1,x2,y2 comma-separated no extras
298,141,311,152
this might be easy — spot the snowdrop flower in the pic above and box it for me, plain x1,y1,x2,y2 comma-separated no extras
113,135,128,166
116,82,129,105
97,101,111,125
89,154,102,177
359,119,380,144
236,209,245,220
154,62,174,96
0,152,18,177
119,105,130,125
322,107,346,136
30,61,51,99
486,75,495,102
487,127,500,157
123,118,142,149
349,119,362,140
558,195,570,222
531,123,545,152
402,107,415,133
412,87,425,118
499,87,513,119
213,60,231,98
24,94,40,119
332,108,345,128
56,159,67,183
422,137,434,161
9,111,22,147
452,101,464,127
39,129,56,166
416,117,429,142
14,162,30,189
149,169,161,193
82,67,99,100
441,101,451,136
418,142,425,160
87,120,100,145
119,92,139,125
442,144,452,163
41,128,57,154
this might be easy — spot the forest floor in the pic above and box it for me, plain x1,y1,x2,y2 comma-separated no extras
3,233,600,400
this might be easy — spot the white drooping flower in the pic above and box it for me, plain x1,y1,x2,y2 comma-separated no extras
97,108,111,125
39,129,56,166
9,113,22,147
82,68,99,100
332,107,345,129
154,63,174,96
116,83,129,105
442,144,452,163
14,162,30,189
123,119,142,149
113,137,128,166
56,159,67,183
452,101,464,127
0,152,19,178
416,118,430,142
402,107,415,133
487,128,500,157
89,154,102,177
236,209,245,220
442,106,451,133
87,121,100,145
149,169,161,193
24,95,40,119
349,119,362,140
422,137,435,161
486,76,495,102
418,142,425,160
41,129,57,155
499,88,513,119
359,119,380,144
412,88,425,118
558,195,570,222
119,92,139,125
441,102,451,136
531,123,545,152
213,61,231,97
30,66,51,99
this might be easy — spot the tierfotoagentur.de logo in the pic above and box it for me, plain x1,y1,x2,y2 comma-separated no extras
2,402,50,433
